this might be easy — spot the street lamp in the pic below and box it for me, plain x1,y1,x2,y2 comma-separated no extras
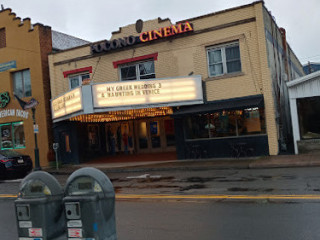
14,95,41,171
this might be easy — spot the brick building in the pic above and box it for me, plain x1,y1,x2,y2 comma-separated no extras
0,8,88,167
49,1,304,164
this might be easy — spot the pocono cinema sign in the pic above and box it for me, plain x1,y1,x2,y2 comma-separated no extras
91,21,193,54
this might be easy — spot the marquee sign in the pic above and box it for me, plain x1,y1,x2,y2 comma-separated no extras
0,92,10,108
51,88,83,119
91,21,193,54
92,75,203,109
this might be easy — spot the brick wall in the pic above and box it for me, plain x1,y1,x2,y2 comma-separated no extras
49,1,294,155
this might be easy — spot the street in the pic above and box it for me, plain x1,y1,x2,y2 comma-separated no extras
2,199,320,240
1,166,320,239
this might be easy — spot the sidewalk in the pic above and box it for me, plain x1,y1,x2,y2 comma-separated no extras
46,152,320,175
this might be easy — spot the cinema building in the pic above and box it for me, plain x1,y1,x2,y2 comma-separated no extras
49,1,304,164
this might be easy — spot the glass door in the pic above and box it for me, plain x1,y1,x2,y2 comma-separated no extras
138,121,148,150
150,121,161,149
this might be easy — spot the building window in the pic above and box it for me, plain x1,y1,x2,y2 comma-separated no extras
13,69,32,98
0,28,6,48
184,107,266,140
0,122,26,150
120,60,155,81
207,42,241,77
69,73,90,90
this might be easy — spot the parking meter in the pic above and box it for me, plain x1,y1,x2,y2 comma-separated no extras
63,167,117,240
15,171,65,240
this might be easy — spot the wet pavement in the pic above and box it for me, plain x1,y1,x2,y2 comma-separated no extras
46,164,320,199
3,152,320,201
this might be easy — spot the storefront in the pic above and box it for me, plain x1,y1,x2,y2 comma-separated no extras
51,76,203,163
287,71,320,154
0,9,53,167
49,1,304,164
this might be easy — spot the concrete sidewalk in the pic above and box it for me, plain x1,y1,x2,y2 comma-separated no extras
45,152,320,175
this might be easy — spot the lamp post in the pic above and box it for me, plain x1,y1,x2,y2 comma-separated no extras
31,107,41,171
14,95,41,171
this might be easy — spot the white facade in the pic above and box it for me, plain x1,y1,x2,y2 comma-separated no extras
287,71,320,154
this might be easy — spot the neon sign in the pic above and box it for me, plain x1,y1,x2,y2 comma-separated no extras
91,21,193,54
0,92,10,108
139,21,193,42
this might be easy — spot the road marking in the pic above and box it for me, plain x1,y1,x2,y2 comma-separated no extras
0,179,22,183
2,194,320,200
0,194,17,198
115,194,320,200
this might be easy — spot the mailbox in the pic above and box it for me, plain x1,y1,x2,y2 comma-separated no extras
15,171,65,240
63,167,117,240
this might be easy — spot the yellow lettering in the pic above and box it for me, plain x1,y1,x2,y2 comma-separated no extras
139,32,149,42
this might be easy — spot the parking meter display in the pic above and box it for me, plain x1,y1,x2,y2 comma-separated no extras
67,176,102,195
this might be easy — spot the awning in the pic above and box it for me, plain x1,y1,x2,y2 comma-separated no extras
173,94,264,116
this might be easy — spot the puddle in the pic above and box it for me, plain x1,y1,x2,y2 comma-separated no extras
228,187,274,192
180,184,206,191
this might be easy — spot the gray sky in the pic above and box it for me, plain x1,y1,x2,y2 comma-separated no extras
1,0,319,65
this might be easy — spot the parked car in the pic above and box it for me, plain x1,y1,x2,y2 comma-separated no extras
0,150,33,179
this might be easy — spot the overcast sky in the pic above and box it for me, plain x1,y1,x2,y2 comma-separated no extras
1,0,319,65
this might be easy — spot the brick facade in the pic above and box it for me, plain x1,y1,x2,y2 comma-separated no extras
49,1,304,156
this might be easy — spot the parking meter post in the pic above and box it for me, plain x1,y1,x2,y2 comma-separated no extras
15,171,65,240
63,167,117,240
53,143,59,171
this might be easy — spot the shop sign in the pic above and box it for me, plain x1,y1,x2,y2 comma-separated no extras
51,88,83,119
91,21,193,54
0,92,10,108
0,109,29,119
0,60,16,72
92,75,203,109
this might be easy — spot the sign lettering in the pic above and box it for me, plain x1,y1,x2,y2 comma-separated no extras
91,21,193,54
51,88,83,119
0,109,29,119
93,75,203,108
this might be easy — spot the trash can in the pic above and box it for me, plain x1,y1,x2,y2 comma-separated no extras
63,167,117,240
15,171,65,240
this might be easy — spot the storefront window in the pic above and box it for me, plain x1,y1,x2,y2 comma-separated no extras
0,122,25,149
297,97,320,139
184,108,266,140
164,119,175,147
13,122,25,148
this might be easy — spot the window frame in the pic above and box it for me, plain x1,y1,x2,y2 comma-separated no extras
119,59,155,81
68,72,90,90
12,69,32,98
0,121,26,150
207,41,241,78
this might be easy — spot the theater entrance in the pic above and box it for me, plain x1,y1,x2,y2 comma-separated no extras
136,117,176,153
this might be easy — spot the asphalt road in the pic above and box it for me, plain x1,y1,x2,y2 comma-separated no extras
3,166,320,239
3,166,320,196
4,199,320,240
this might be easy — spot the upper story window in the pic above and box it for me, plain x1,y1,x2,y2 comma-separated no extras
13,69,32,98
69,73,90,90
207,42,241,77
120,60,155,81
0,28,6,48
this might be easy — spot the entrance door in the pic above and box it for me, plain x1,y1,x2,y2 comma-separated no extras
136,118,175,153
137,120,161,152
